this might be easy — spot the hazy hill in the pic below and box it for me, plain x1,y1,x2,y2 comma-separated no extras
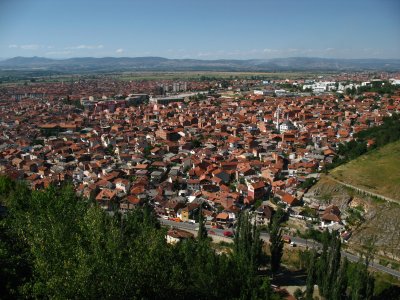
0,56,399,73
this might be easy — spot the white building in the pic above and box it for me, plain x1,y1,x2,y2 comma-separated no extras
279,120,296,133
253,90,268,95
303,81,336,93
274,89,287,96
390,79,400,85
166,229,194,244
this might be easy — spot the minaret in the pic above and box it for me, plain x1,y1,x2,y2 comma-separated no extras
276,106,280,131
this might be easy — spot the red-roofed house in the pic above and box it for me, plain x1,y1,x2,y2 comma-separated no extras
247,181,266,202
95,189,116,210
321,205,341,227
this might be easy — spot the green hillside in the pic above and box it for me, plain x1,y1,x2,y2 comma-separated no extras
330,140,400,202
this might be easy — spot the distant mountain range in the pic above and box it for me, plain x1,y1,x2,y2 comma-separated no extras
0,56,399,73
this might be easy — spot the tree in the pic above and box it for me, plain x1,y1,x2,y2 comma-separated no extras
104,144,114,155
0,211,31,299
333,257,348,300
197,206,208,241
312,230,378,300
314,230,344,300
259,276,274,300
269,207,286,229
300,177,317,190
143,145,152,158
1,177,281,299
349,257,375,300
316,229,331,296
233,212,264,298
305,250,317,300
269,212,284,274
192,139,202,148
294,288,304,300
0,175,15,198
324,232,342,298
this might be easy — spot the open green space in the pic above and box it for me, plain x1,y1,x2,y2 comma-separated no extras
330,140,400,202
115,71,323,81
0,70,332,86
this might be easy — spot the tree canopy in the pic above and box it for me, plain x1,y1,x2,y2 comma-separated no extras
326,113,400,170
0,178,279,299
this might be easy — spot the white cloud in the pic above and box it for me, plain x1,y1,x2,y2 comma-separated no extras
263,48,279,53
45,50,73,56
115,48,124,53
196,51,213,57
66,44,104,50
8,44,41,50
21,44,41,50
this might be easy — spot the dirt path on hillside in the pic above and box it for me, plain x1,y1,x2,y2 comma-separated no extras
329,176,399,204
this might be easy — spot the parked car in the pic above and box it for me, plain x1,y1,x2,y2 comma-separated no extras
282,235,291,243
208,230,216,235
223,231,234,238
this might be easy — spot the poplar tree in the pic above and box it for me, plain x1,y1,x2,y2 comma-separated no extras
325,232,342,298
305,250,317,300
197,206,208,241
233,212,263,298
333,257,348,300
269,213,283,274
317,229,331,296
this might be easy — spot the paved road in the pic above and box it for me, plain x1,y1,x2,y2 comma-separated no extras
160,219,231,237
160,219,400,278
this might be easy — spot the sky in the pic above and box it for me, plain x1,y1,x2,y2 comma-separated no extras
0,0,399,60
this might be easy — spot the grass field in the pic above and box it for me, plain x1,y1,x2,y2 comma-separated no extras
115,71,322,81
330,140,400,202
0,70,330,86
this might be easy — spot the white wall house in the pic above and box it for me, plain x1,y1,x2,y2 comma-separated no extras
279,120,296,133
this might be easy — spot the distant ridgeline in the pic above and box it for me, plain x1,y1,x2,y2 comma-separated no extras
326,113,400,170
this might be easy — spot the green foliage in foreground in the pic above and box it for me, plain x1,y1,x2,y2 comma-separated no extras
269,210,284,274
2,177,398,299
0,178,280,300
306,230,378,300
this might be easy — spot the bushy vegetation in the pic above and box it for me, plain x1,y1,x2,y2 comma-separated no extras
269,209,284,274
0,176,282,299
305,231,376,300
1,176,399,299
298,228,324,242
326,114,400,170
355,113,400,147
299,177,317,190
356,81,400,96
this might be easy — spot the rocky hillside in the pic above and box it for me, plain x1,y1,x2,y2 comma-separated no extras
305,175,400,261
